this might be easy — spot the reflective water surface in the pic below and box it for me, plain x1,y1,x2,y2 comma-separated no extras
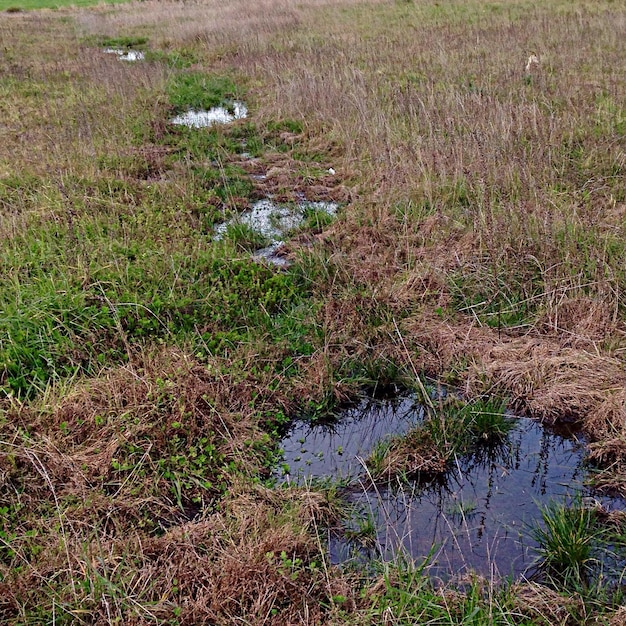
277,395,625,579
214,199,338,265
103,48,145,62
170,102,248,128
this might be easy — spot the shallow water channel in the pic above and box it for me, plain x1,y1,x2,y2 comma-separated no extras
276,394,625,580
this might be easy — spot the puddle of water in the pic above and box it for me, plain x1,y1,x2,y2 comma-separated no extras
253,242,290,267
276,395,626,579
215,199,338,241
225,199,302,240
214,198,338,265
170,102,248,128
277,395,422,483
104,48,145,62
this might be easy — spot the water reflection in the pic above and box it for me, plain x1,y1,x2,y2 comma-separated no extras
342,419,588,578
170,102,248,128
277,395,625,579
103,48,145,62
277,395,423,483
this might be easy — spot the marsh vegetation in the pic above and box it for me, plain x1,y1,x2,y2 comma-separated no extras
0,0,625,623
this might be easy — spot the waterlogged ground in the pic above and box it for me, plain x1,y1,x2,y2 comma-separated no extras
215,198,339,265
277,395,423,482
103,48,145,61
277,395,626,579
170,102,248,127
215,199,338,241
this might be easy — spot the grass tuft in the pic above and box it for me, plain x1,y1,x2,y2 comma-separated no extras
531,502,599,588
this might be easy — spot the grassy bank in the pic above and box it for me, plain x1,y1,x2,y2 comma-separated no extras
1,0,625,623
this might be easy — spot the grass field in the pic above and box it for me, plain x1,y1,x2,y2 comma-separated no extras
0,0,126,11
0,0,625,623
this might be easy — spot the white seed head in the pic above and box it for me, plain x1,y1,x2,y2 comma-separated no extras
525,54,540,72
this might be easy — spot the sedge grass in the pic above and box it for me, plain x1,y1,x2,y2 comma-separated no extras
530,500,626,600
531,502,599,588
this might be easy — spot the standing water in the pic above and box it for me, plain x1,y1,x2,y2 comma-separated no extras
103,48,145,62
213,199,339,266
170,102,248,128
276,394,625,579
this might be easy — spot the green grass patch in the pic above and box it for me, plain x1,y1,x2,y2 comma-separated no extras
96,35,148,49
221,223,271,252
531,502,599,589
0,184,308,397
144,47,199,69
1,0,128,10
167,72,238,113
362,560,527,625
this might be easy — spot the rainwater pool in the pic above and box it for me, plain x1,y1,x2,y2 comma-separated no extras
276,395,625,579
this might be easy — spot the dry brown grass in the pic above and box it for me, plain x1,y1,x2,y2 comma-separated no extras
376,432,450,478
510,581,585,626
0,348,354,623
0,12,167,179
608,605,626,626
0,349,278,573
73,0,390,49
237,146,350,205
2,346,292,500
0,482,350,624
472,340,626,423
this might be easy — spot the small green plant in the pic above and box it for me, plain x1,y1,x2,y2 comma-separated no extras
344,512,378,548
531,502,599,588
445,498,478,521
366,439,393,477
340,357,409,396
